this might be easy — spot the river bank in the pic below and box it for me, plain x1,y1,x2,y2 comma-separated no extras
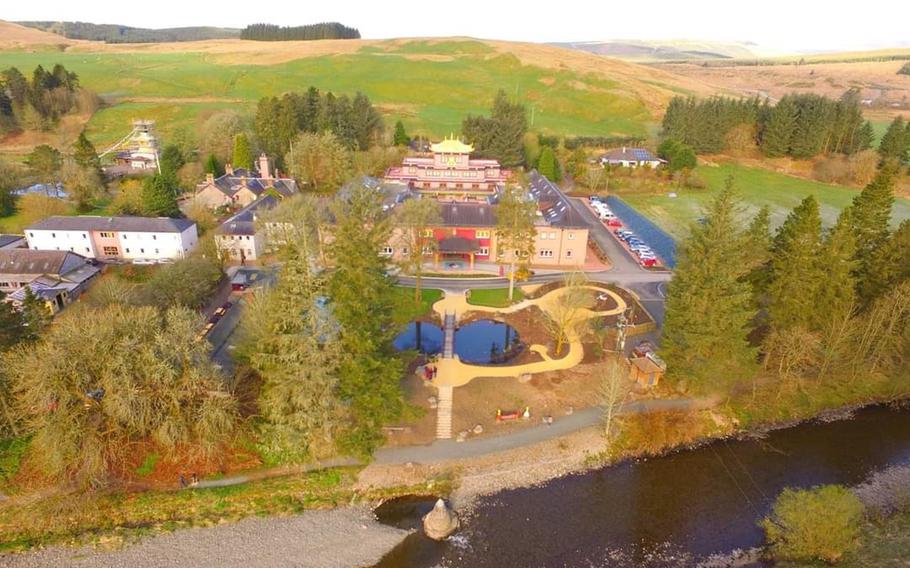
0,507,409,568
372,403,910,567
360,396,910,511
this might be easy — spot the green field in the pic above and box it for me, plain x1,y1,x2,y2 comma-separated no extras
0,40,656,148
620,163,910,239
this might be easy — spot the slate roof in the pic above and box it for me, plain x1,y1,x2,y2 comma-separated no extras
204,167,299,200
438,236,480,253
439,201,497,227
28,216,195,234
215,195,279,236
527,171,588,229
0,234,25,249
0,250,89,276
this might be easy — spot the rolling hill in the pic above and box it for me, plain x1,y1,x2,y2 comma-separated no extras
17,21,241,43
553,39,762,62
0,22,717,151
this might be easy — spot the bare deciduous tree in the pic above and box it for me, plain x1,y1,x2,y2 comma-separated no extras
543,272,595,356
600,358,632,449
394,198,441,303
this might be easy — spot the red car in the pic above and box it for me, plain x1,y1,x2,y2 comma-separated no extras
606,218,623,227
640,258,657,267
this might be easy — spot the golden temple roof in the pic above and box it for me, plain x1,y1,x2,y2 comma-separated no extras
431,136,473,154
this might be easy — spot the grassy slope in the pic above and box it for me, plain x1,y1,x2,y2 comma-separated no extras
620,163,910,239
0,38,683,148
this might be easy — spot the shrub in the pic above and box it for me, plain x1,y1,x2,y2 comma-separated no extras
762,485,864,563
898,62,910,76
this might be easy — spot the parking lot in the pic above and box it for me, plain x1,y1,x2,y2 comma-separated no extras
583,196,668,269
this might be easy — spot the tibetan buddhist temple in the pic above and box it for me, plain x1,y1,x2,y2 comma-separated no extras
384,137,510,200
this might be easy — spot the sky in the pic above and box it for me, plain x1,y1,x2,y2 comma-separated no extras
4,0,910,53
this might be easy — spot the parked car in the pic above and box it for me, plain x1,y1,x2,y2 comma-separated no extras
156,258,175,265
606,218,623,227
640,257,658,267
132,259,156,265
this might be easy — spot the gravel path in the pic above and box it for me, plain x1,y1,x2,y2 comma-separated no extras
0,507,409,568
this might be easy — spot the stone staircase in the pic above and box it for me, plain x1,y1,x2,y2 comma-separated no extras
435,385,454,439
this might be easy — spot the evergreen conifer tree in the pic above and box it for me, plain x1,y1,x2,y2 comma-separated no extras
767,196,824,332
878,116,908,164
661,187,756,392
537,146,558,180
231,133,254,170
851,166,896,301
392,120,410,146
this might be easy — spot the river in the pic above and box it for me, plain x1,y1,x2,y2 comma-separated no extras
373,404,910,567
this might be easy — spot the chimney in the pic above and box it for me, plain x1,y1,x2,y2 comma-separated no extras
258,153,271,180
205,173,214,185
225,163,234,175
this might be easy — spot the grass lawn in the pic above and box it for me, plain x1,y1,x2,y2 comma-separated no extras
466,287,525,308
391,286,443,325
0,40,654,145
619,162,910,239
0,197,115,234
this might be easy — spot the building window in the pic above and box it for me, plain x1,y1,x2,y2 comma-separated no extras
422,229,433,237
476,230,490,239
125,248,130,253
102,246,119,256
154,249,159,254
100,232,114,239
122,235,127,240
540,250,553,258
85,248,90,253
479,247,490,256
140,248,145,254
566,250,573,258
51,233,56,238
29,232,33,238
567,232,575,240
152,235,157,240
422,246,433,254
82,234,87,239
401,247,410,256
380,246,393,256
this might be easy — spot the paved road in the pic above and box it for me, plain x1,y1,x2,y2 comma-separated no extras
374,397,705,464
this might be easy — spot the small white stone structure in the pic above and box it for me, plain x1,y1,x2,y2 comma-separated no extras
422,498,459,540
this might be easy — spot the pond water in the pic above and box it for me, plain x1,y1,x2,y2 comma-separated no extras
453,320,520,364
372,404,910,568
392,322,444,355
392,320,521,364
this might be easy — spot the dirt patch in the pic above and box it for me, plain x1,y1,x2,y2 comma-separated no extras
447,357,611,441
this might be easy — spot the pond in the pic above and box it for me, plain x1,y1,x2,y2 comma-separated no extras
372,404,910,567
453,320,521,364
392,322,444,355
393,320,522,364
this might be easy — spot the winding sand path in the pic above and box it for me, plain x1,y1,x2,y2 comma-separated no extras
428,284,626,388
